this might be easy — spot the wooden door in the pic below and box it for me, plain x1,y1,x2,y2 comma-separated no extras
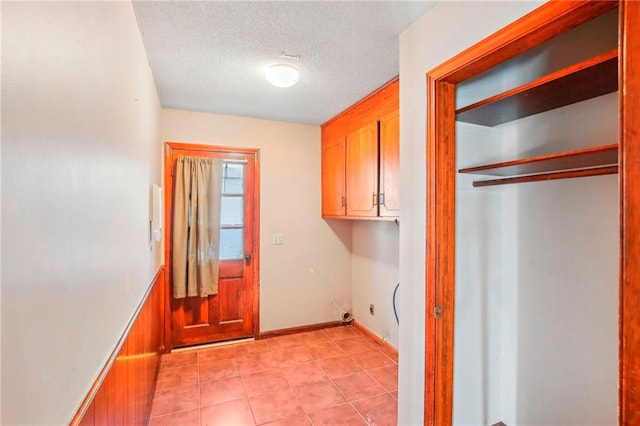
321,136,346,216
164,143,259,348
346,122,379,217
379,110,400,217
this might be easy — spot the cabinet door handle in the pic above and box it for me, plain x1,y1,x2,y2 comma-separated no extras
341,196,345,208
372,193,377,206
379,193,385,206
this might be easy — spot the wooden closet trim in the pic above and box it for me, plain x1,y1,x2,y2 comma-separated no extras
619,1,640,424
424,1,624,424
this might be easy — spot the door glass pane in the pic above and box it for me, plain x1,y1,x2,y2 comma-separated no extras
220,196,244,226
220,162,245,260
223,163,244,194
220,228,243,260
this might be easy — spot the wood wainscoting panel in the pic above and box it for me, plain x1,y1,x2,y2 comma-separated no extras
70,266,165,425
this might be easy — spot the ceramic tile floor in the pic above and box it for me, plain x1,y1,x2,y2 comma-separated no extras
149,326,398,426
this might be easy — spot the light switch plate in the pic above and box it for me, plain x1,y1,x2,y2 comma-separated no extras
272,234,284,245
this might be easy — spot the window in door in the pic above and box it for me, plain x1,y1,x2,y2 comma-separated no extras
220,162,245,260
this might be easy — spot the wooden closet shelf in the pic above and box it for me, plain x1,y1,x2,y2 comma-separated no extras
456,49,618,126
459,144,618,187
470,165,618,187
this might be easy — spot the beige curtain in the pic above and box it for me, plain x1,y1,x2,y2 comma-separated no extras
172,156,223,298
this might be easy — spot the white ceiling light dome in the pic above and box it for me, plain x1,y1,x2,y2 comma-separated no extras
266,63,300,88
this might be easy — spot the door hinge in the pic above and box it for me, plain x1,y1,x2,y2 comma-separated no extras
378,193,385,206
434,306,443,319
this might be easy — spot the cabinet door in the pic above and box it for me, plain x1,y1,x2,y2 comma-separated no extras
346,122,379,217
379,110,399,217
321,137,346,216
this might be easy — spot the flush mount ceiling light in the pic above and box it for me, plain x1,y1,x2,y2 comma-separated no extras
265,63,300,88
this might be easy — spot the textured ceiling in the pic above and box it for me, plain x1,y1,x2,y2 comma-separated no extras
132,1,436,125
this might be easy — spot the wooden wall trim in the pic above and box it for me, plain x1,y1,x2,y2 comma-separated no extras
163,143,174,353
253,153,262,339
352,320,398,363
427,1,617,83
619,1,640,424
70,266,165,426
258,321,343,339
425,77,456,425
164,142,259,155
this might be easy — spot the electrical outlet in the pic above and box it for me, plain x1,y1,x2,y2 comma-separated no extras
369,304,375,316
272,234,284,245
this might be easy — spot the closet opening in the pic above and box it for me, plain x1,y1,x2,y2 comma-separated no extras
424,1,640,424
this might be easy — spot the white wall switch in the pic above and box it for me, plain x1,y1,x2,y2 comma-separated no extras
272,233,284,245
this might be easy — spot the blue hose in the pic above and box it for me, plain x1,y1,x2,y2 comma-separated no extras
392,282,400,325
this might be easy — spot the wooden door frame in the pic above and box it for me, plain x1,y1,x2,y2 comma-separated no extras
618,2,640,424
163,142,261,353
424,1,639,424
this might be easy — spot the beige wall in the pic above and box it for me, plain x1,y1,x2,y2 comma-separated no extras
507,94,618,425
351,221,399,348
2,2,162,424
161,109,353,331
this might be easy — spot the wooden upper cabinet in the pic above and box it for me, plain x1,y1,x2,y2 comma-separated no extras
379,110,399,217
321,77,399,220
321,137,346,216
346,123,379,217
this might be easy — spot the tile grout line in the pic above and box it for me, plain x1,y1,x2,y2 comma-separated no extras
245,338,302,425
151,327,396,425
342,346,386,424
197,350,202,425
149,353,200,423
281,331,353,425
235,348,259,426
316,328,387,424
286,334,317,425
300,332,342,424
325,363,370,425
284,358,315,425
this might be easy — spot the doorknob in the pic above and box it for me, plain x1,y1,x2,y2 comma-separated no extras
244,253,252,264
